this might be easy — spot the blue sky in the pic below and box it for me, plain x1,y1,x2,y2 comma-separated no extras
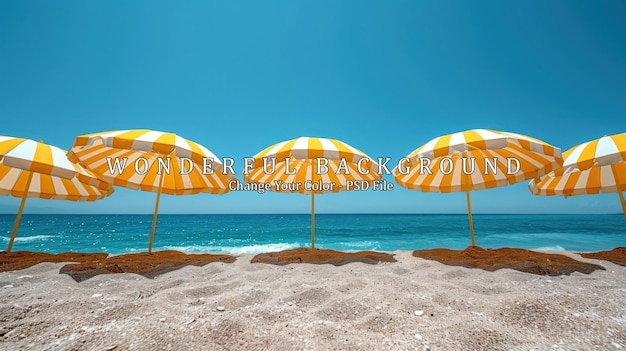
1,1,625,214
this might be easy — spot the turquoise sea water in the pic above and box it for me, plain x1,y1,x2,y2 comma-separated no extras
0,214,624,254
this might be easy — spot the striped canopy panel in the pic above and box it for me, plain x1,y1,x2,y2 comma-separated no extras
0,136,113,201
68,129,235,195
529,133,626,196
394,129,563,193
244,137,381,194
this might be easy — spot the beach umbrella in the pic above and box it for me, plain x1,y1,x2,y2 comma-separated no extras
529,133,626,217
67,129,236,253
0,136,113,252
393,129,563,247
243,136,381,248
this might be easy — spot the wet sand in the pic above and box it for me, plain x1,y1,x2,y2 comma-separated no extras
580,247,626,267
251,248,397,266
412,246,605,276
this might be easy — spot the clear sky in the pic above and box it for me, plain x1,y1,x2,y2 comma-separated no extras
1,1,625,214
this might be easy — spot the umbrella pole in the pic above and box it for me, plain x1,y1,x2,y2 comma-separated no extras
311,192,315,249
610,164,626,218
618,190,626,219
466,191,476,247
148,172,165,254
8,171,34,253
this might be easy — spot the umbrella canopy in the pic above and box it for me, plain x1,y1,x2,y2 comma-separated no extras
529,133,626,217
393,129,563,246
244,136,381,248
68,129,236,253
0,136,113,252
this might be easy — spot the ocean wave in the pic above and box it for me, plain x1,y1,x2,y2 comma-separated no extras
0,235,56,243
160,243,302,255
533,245,566,252
335,241,380,250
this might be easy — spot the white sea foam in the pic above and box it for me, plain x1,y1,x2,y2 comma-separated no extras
0,235,56,243
338,241,379,249
533,245,566,252
160,243,302,255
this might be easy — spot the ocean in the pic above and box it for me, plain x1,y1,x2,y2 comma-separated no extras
0,214,624,254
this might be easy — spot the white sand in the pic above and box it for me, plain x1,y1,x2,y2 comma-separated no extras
0,251,625,350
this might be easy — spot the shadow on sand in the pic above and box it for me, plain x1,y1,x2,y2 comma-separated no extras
251,248,396,266
412,246,605,276
1,250,236,282
579,247,626,267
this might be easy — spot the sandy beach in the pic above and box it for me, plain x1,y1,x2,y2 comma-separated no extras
0,250,625,351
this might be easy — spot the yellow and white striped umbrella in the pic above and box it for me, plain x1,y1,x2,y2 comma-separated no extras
68,129,236,253
393,129,563,246
244,136,381,248
556,133,626,172
529,133,626,217
68,129,234,195
245,136,380,194
0,136,113,252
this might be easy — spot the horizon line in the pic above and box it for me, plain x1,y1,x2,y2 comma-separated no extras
0,212,621,216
